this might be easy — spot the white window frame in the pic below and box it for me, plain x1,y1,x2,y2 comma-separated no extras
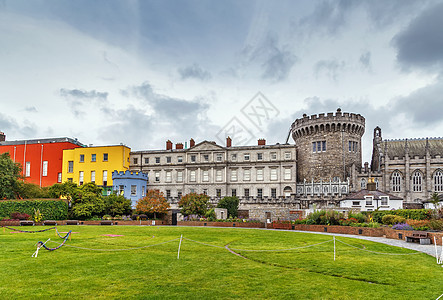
91,171,95,183
190,170,196,182
435,170,443,192
25,161,31,177
270,168,277,181
244,153,250,161
177,171,183,182
256,168,264,181
271,152,277,160
166,171,172,183
244,169,251,181
42,161,48,177
284,168,291,180
381,196,389,206
412,171,422,192
285,152,291,159
365,196,373,206
79,171,84,184
231,169,237,181
216,153,223,162
155,171,160,182
392,171,401,192
131,185,137,196
202,170,209,182
216,169,222,182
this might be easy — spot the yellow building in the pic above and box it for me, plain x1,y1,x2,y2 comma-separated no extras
62,145,130,191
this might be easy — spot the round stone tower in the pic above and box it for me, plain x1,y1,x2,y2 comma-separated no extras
291,108,365,182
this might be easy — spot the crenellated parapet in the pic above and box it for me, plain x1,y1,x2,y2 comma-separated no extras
112,170,148,180
291,108,365,139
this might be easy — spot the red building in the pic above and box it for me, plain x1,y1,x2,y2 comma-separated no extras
0,132,84,187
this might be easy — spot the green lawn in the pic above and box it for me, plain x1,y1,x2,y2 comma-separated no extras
1,226,442,299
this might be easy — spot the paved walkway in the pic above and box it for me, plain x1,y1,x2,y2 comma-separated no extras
290,230,439,258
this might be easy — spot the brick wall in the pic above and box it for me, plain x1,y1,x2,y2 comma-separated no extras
177,221,265,228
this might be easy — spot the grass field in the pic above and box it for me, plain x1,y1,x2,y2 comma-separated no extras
1,225,442,299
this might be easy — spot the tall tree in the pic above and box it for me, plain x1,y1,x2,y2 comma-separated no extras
136,190,170,219
178,193,210,217
217,196,239,218
0,152,22,199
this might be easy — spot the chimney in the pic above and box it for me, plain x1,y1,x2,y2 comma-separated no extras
258,139,266,146
190,138,195,148
364,162,369,173
176,143,184,150
226,136,232,147
166,140,173,150
367,178,376,191
0,132,5,142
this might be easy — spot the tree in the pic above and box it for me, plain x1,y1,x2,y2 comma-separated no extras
136,190,170,219
104,194,132,216
178,193,210,217
217,196,239,218
70,182,105,220
430,192,442,219
0,152,22,199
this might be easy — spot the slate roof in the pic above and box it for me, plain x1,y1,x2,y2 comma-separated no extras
344,189,403,200
0,137,84,147
381,137,443,158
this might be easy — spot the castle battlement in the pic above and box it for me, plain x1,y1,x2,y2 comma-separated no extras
112,170,148,180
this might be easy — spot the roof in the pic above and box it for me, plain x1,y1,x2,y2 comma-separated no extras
381,137,443,158
0,137,84,147
344,189,403,200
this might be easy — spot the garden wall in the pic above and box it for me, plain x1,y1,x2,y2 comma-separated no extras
0,220,167,226
177,221,265,228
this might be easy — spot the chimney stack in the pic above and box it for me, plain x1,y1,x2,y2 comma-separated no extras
0,131,5,142
364,162,369,173
176,143,184,150
226,136,232,147
367,178,376,191
258,139,266,146
166,140,173,150
190,138,195,148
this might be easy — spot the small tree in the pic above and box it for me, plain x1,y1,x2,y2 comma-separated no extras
0,152,22,199
430,192,442,219
217,196,239,218
178,193,210,217
70,182,105,220
136,190,170,219
104,194,132,216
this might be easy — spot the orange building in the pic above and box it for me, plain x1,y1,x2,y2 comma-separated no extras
0,132,84,187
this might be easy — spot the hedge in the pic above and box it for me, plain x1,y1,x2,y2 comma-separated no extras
370,209,433,223
0,199,68,220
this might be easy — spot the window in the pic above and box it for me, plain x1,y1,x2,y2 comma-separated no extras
285,152,291,159
191,155,196,162
349,141,352,152
257,188,263,198
244,188,250,197
352,201,360,206
257,153,263,160
203,189,208,195
91,154,96,162
203,154,209,162
202,170,209,182
231,189,236,197
177,190,182,199
271,152,277,160
177,171,183,182
231,169,237,181
392,171,401,192
131,185,137,196
365,196,373,206
216,189,221,197
155,171,160,182
216,153,223,162
256,168,264,181
68,161,73,173
67,178,73,182
271,188,277,198
79,154,84,162
142,186,145,197
118,185,124,196
133,158,138,164
375,178,379,189
322,141,326,152
166,156,171,163
434,170,443,192
103,153,108,161
166,190,171,198
244,169,251,181
313,141,326,153
103,170,108,186
155,157,160,164
312,142,316,153
381,196,388,206
284,168,291,180
91,171,95,183
216,169,222,182
412,171,422,192
79,171,84,185
361,178,366,189
166,171,172,183
144,157,149,164
190,170,196,182
244,153,250,161
270,168,277,181
42,161,48,177
231,154,237,161
57,173,62,183
25,162,30,177
177,156,183,163
317,142,321,152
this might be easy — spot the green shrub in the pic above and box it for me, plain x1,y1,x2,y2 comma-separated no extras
371,209,433,223
429,220,443,231
307,210,342,225
393,216,406,224
205,208,216,221
348,212,366,223
382,214,397,225
0,199,68,220
217,196,239,218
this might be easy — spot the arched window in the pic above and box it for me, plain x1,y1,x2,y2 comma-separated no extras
412,171,422,192
333,186,338,193
392,171,401,192
360,178,366,189
375,178,379,189
434,170,443,192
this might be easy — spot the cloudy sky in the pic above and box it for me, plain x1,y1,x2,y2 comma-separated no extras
1,0,443,163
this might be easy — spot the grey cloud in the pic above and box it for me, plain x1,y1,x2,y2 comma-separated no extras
24,106,37,113
60,88,108,100
0,113,37,139
178,64,212,81
393,2,443,71
314,59,345,81
359,51,371,70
